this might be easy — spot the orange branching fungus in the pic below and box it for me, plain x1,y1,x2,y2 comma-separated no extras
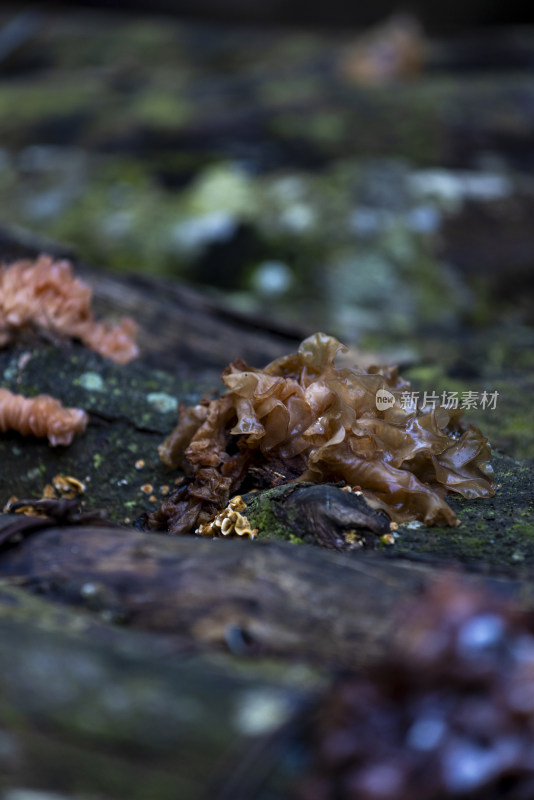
0,388,88,446
153,333,497,534
0,254,138,364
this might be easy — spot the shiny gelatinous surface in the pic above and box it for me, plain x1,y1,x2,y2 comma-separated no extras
155,333,497,533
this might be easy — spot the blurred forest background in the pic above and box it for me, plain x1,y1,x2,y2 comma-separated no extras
1,3,534,420
3,8,534,798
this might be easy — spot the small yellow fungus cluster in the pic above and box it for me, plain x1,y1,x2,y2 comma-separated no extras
3,473,86,516
195,495,257,540
44,473,86,498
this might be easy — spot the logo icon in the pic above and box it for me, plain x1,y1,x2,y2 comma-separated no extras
375,389,395,411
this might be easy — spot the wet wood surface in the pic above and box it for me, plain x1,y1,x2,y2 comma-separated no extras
1,519,533,668
2,513,534,797
0,234,533,797
0,600,306,800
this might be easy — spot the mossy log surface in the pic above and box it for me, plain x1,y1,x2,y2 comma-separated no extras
2,16,534,797
0,257,534,797
3,523,534,667
0,591,311,800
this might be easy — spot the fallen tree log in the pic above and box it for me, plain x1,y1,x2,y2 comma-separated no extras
0,601,310,800
0,240,533,797
0,227,307,375
1,521,533,669
2,524,534,798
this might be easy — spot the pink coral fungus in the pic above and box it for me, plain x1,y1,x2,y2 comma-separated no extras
0,255,138,364
0,388,88,446
155,332,497,534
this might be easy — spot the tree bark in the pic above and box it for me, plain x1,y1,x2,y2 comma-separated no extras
1,521,532,668
2,521,534,797
0,599,307,800
0,238,533,797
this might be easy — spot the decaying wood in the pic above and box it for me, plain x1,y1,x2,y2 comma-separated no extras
82,268,307,374
1,519,533,669
0,232,533,797
0,605,307,800
0,226,306,375
2,507,534,798
256,483,393,549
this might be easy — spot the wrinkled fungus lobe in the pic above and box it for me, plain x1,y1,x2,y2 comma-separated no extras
0,388,88,446
0,254,138,364
155,333,496,534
